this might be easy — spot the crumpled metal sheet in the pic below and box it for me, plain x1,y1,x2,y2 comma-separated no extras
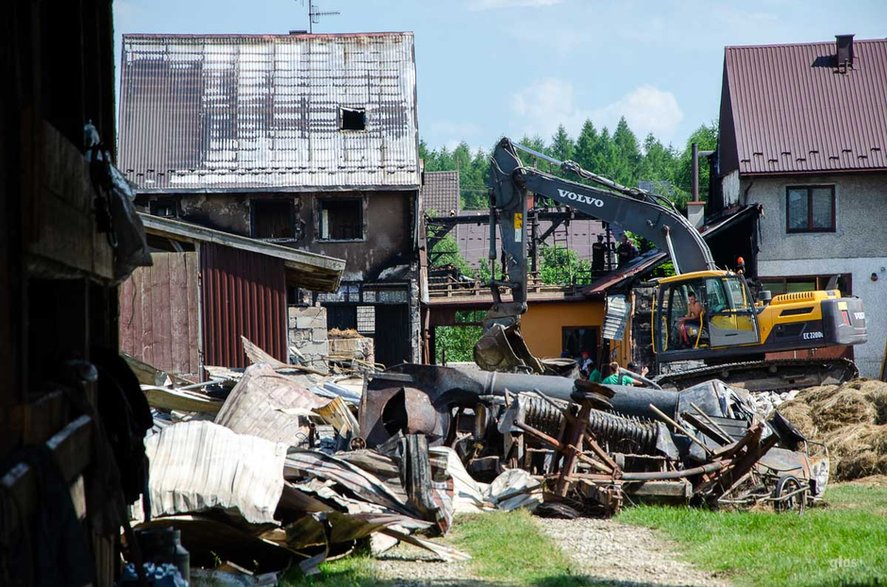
145,421,287,524
214,363,330,444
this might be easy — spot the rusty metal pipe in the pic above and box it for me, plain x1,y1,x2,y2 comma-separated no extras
620,460,728,481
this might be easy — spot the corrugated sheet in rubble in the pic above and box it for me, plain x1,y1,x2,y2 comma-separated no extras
144,421,286,524
603,294,630,341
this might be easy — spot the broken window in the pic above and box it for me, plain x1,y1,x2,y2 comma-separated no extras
356,306,375,334
786,186,835,233
252,200,294,240
339,107,366,131
149,197,179,218
319,199,363,241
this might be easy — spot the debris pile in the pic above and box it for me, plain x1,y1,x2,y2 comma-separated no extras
777,379,887,481
129,334,853,580
133,362,471,580
359,364,828,516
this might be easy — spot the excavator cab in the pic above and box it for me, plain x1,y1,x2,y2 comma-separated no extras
654,271,761,360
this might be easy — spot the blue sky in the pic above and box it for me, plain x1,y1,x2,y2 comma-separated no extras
115,0,886,152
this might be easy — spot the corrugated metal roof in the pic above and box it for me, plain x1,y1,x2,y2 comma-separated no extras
723,38,887,175
421,171,460,214
119,33,420,191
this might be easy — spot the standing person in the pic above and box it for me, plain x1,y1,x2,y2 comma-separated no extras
591,234,606,275
616,234,638,268
602,361,641,386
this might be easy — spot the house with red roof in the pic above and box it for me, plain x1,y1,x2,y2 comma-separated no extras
715,35,887,378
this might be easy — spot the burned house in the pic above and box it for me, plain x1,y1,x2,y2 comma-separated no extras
715,35,887,377
118,32,422,367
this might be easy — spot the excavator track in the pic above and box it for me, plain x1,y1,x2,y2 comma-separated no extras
653,358,859,393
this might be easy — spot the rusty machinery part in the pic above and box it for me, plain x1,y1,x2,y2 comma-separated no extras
654,358,859,393
520,393,567,438
360,383,450,447
516,393,660,456
772,474,808,514
586,410,659,455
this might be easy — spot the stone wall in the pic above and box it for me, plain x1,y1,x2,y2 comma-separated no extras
288,306,329,372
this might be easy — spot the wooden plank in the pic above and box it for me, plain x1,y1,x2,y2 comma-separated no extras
169,253,188,374
186,252,200,376
132,268,145,364
156,253,172,372
143,256,155,366
119,276,133,354
142,387,222,415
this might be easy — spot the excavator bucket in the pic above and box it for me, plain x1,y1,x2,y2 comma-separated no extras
473,323,545,374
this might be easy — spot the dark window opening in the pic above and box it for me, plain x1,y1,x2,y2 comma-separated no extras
786,186,835,233
149,198,179,219
340,107,366,131
320,199,363,240
252,200,294,239
562,327,598,361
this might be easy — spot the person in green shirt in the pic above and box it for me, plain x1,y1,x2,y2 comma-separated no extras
602,361,640,386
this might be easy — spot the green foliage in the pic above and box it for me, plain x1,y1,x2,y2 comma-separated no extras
673,120,719,208
420,116,717,231
539,245,591,286
435,325,482,363
430,233,474,276
422,141,491,210
619,484,887,586
549,125,575,163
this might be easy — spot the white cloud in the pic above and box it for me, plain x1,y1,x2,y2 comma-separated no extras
508,80,683,143
509,78,588,140
591,85,683,141
468,0,563,11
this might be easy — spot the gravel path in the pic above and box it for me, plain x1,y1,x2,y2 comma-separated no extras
537,517,731,586
373,542,486,586
370,517,731,586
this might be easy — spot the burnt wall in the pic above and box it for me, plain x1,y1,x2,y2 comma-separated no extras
138,190,416,280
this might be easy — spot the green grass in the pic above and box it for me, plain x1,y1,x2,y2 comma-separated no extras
618,483,887,587
448,509,586,585
281,509,596,586
280,547,378,586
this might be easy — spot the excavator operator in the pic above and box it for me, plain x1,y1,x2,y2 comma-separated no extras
677,291,705,346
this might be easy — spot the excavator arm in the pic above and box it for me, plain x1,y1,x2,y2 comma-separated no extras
475,138,717,373
484,137,715,326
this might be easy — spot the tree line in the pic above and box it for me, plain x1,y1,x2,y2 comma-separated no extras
420,117,718,211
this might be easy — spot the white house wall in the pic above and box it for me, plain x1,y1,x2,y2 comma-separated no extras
744,173,887,377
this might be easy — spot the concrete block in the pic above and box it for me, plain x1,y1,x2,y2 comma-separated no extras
297,315,326,329
311,328,328,342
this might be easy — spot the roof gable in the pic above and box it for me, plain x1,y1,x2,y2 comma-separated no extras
119,33,419,192
720,38,887,175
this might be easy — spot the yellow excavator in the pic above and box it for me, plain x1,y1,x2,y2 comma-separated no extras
475,138,867,387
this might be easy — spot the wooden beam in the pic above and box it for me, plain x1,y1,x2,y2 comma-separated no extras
0,415,94,536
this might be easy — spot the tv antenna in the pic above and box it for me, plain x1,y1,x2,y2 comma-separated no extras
300,0,340,33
